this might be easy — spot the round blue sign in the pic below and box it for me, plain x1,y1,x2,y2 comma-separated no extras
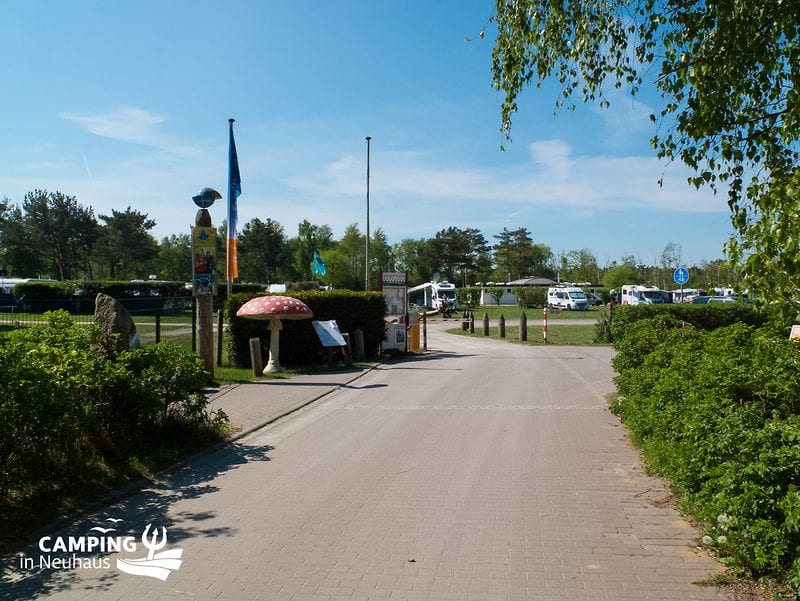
673,267,689,285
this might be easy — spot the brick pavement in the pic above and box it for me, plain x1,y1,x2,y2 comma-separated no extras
206,368,372,440
2,322,733,601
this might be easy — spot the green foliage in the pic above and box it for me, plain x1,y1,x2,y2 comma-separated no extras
14,280,192,315
491,0,800,306
226,291,386,368
13,281,75,312
609,303,769,344
427,227,491,287
95,207,158,280
456,287,480,309
612,314,800,589
0,311,225,512
513,286,546,308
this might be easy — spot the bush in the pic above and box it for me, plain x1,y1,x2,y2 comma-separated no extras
226,290,386,368
612,315,800,589
609,302,769,343
0,311,225,509
456,287,480,309
513,286,547,308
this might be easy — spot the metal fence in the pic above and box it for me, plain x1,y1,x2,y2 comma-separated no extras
0,297,194,345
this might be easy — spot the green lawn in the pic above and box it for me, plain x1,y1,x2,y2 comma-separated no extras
457,305,607,321
448,323,604,346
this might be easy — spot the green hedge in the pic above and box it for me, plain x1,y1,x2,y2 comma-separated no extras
608,303,769,342
612,314,800,591
13,280,194,315
226,290,386,368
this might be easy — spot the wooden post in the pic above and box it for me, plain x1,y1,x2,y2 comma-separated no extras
216,309,224,366
197,294,214,376
422,313,428,350
353,328,365,359
469,311,475,334
482,312,489,336
499,314,505,338
519,311,528,341
248,337,263,376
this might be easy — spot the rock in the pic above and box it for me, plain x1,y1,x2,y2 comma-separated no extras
94,293,138,352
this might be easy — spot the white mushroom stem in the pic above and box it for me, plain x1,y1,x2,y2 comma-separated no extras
264,317,283,373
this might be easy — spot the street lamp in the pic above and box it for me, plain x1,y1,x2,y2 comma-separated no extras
365,136,371,291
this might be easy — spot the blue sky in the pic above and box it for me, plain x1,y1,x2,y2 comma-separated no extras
0,0,732,267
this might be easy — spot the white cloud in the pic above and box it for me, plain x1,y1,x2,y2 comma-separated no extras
284,139,725,218
60,105,168,146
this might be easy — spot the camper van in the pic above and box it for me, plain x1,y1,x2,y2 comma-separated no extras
0,278,26,311
546,285,589,311
620,284,666,305
407,280,458,313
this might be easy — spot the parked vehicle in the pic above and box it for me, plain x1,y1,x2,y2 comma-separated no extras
407,280,458,313
692,295,737,304
546,285,589,311
585,292,603,306
620,284,666,305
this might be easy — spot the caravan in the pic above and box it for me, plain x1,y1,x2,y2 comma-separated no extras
620,284,666,305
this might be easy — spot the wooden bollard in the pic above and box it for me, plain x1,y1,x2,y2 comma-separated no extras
482,312,489,336
499,314,505,338
249,337,263,377
519,311,528,341
353,328,365,359
469,311,475,334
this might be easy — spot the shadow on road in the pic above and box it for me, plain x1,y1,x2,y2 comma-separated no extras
2,443,274,601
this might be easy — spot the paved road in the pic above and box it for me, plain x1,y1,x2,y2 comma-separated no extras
2,325,729,600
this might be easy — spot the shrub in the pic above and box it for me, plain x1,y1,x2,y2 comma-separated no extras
456,287,479,309
612,315,800,590
609,302,769,343
512,286,546,308
0,311,225,509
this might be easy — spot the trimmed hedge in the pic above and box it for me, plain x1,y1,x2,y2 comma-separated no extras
608,302,769,342
611,311,800,591
13,280,193,315
226,290,386,368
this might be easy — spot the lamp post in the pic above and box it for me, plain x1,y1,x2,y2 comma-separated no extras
191,187,221,378
365,136,371,291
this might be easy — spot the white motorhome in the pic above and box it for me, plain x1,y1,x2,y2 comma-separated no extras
407,280,458,312
546,285,589,311
620,284,666,305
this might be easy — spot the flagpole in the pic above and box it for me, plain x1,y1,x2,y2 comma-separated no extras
365,136,371,291
227,118,233,298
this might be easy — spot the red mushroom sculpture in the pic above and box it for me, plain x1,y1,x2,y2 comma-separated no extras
236,295,313,373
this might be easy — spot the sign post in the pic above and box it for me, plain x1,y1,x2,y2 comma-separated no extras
191,187,221,378
673,267,690,303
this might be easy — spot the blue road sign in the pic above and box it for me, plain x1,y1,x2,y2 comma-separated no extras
673,267,689,285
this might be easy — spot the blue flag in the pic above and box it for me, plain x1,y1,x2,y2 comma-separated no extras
312,249,327,276
227,119,242,280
